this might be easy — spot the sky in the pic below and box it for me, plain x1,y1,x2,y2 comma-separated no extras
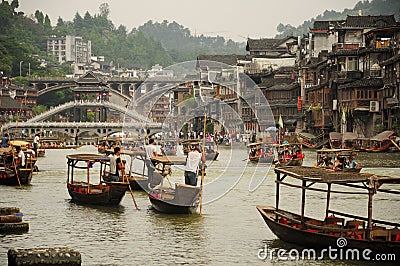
18,0,361,41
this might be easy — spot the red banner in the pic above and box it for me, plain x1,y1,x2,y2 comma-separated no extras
297,96,302,111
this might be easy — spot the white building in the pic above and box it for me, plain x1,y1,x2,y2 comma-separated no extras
47,35,92,64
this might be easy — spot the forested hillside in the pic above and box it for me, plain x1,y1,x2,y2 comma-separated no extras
275,0,400,38
1,0,399,78
134,20,245,62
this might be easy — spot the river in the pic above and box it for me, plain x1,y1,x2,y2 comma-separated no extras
1,145,399,265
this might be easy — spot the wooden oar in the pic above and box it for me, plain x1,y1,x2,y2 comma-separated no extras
123,170,140,210
11,148,22,189
200,111,207,215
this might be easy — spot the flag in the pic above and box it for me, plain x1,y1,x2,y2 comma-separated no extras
278,115,284,128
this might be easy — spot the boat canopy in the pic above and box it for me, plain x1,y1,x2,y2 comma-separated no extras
370,131,394,142
66,153,110,163
275,166,400,184
343,132,358,140
247,142,263,147
329,132,341,140
298,132,317,140
329,132,359,140
316,148,355,153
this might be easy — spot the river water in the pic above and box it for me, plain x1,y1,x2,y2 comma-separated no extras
1,145,400,265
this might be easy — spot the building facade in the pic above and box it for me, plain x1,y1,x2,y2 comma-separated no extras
47,35,92,64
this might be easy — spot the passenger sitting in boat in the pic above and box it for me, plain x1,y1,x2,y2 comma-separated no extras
15,146,25,169
283,150,291,160
317,155,326,167
109,147,124,182
333,156,345,170
250,148,257,157
258,148,264,158
347,156,358,169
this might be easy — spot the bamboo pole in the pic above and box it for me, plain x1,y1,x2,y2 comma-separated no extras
123,169,140,210
200,111,207,215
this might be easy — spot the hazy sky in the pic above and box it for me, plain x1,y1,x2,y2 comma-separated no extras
18,0,361,41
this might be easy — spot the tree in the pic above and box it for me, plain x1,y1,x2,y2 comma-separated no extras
34,10,44,24
99,3,110,18
10,0,18,9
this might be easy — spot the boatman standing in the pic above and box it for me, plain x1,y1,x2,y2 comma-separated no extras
184,143,206,186
145,138,158,183
33,134,39,154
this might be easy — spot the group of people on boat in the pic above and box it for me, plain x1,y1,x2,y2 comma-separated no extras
317,154,359,170
145,138,206,186
277,147,304,163
249,146,274,160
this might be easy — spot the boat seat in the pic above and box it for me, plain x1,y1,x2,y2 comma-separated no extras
324,216,345,226
174,183,200,206
372,229,390,241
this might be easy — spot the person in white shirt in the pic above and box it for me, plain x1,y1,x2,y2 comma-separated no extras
184,144,206,186
145,138,158,182
16,146,25,169
109,147,124,181
33,134,39,154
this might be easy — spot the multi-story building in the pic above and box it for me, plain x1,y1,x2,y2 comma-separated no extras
299,15,400,137
47,35,92,64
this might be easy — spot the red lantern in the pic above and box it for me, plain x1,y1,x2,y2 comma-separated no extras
108,93,112,97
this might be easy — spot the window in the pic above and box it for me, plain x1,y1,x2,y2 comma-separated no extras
347,57,358,71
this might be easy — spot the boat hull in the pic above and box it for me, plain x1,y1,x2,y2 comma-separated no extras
0,168,33,186
67,182,128,206
149,194,198,214
257,206,400,256
129,176,149,192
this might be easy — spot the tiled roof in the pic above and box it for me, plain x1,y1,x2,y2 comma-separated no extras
246,37,295,51
343,15,397,28
76,71,105,84
0,96,26,109
342,77,385,88
197,54,240,66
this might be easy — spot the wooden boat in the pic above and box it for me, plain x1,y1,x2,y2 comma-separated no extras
66,154,128,206
0,143,37,186
257,166,400,257
121,149,149,191
204,140,219,161
297,132,329,149
97,137,122,154
330,132,361,150
274,142,304,167
181,139,219,161
148,156,201,214
160,139,178,156
247,142,274,163
364,131,395,152
315,148,362,172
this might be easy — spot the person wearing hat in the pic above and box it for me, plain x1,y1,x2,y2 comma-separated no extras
184,143,206,186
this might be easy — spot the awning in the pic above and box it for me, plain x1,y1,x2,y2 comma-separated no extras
342,132,358,140
298,132,317,140
370,130,394,141
329,132,341,140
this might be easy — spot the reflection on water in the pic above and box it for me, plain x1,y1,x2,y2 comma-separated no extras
0,145,399,265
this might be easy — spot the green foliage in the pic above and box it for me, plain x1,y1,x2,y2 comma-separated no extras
275,0,400,38
135,20,245,61
32,104,47,115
